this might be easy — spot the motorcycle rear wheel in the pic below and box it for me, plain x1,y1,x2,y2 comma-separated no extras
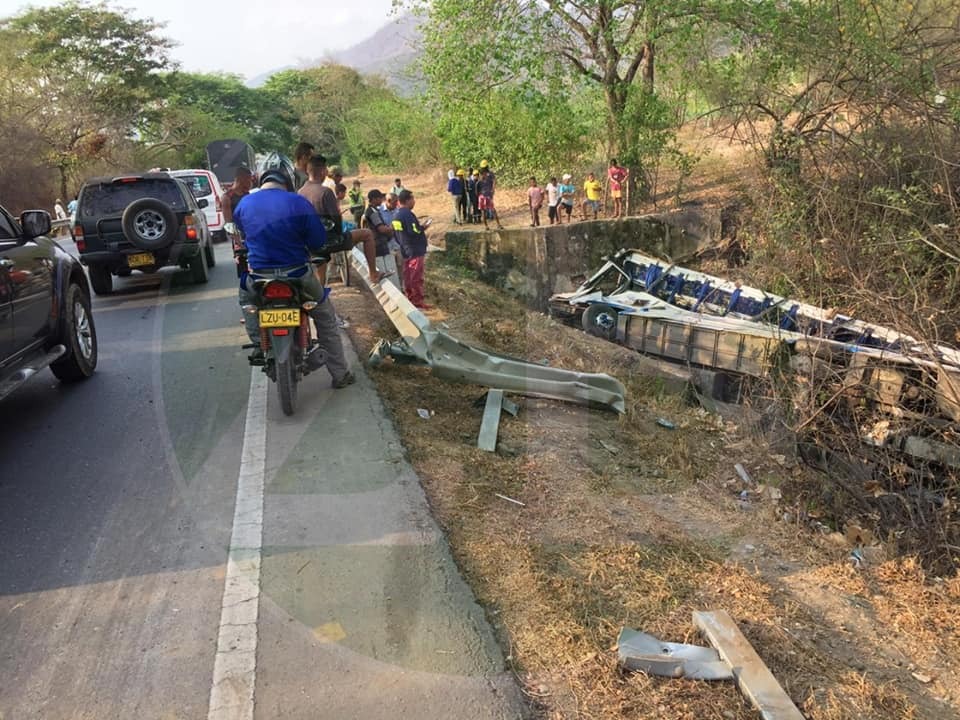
277,357,298,416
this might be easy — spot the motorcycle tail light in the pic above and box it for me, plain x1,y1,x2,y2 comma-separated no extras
272,328,290,336
263,282,294,300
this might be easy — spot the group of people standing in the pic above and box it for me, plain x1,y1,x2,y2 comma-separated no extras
530,160,630,227
445,161,504,231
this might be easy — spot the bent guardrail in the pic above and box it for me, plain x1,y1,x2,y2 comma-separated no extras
348,248,626,413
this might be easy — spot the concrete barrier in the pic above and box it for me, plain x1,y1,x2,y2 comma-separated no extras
444,208,720,311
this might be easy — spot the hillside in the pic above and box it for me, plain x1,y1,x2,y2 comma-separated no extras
246,13,423,94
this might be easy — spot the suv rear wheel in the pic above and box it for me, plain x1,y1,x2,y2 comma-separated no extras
88,264,113,295
51,283,98,381
189,244,209,284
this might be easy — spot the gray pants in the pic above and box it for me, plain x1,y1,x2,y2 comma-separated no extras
240,272,350,382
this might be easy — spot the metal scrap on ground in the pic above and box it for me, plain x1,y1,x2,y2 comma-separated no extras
618,611,805,720
478,389,518,452
617,628,733,680
350,248,626,413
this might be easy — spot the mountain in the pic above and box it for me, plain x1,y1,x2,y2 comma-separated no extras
245,13,423,94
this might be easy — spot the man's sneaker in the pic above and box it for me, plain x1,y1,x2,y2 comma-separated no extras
332,371,356,389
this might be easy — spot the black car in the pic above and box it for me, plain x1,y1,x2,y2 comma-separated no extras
73,173,216,295
0,203,97,400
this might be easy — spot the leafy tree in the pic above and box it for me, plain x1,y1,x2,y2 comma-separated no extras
405,0,706,202
0,1,173,198
142,71,296,165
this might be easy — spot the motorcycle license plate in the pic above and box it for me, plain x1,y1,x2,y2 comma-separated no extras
127,252,154,267
259,309,300,327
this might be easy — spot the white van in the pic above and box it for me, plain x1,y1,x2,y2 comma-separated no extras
169,169,226,242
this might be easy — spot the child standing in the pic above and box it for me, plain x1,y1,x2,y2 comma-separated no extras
393,189,431,310
582,172,603,220
558,173,576,223
527,177,543,227
348,179,364,228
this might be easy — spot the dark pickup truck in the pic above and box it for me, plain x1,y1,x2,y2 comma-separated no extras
0,203,97,401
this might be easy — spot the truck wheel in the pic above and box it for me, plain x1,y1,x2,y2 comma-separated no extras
189,245,209,284
88,264,113,295
581,303,619,341
51,283,98,381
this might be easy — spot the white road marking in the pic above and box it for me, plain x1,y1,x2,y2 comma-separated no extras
208,368,268,720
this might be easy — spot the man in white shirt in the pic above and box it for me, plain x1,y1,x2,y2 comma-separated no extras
545,178,560,225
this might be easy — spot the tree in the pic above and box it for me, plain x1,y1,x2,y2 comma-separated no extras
141,71,297,165
406,0,706,204
0,1,173,198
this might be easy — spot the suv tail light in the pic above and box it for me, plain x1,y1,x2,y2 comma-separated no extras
74,225,85,252
184,213,197,240
263,282,294,300
215,195,222,212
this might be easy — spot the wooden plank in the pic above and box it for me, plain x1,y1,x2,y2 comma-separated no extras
477,389,504,452
693,610,804,720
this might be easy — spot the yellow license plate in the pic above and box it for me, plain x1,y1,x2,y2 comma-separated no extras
259,309,301,327
127,252,154,267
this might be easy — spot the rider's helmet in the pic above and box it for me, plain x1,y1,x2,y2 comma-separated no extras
259,166,293,191
258,151,296,189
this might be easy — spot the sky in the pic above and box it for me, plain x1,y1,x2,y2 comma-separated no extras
0,0,399,80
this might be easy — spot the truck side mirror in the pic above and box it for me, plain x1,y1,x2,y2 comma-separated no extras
20,210,52,239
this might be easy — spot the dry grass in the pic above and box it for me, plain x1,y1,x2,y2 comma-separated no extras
328,169,960,719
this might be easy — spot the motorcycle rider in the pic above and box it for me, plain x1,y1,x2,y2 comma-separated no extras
233,166,355,389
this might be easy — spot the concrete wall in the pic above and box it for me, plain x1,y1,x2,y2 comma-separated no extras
444,208,720,310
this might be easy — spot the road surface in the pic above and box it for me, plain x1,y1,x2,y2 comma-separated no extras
0,240,522,719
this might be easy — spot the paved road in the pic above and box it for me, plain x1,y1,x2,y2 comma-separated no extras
0,241,522,719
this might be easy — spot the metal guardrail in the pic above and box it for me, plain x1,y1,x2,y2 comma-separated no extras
349,247,626,413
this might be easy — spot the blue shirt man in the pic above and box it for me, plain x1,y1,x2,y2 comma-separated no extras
233,173,354,388
234,187,327,272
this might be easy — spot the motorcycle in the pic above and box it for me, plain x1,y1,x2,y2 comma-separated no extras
241,260,326,416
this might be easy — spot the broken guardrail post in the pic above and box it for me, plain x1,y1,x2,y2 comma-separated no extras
349,248,626,413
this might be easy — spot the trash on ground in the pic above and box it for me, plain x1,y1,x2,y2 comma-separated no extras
417,408,431,420
656,417,676,429
494,492,526,507
849,548,865,569
911,671,934,684
734,463,753,485
617,627,733,680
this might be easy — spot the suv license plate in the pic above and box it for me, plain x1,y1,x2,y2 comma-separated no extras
127,252,154,267
259,309,300,327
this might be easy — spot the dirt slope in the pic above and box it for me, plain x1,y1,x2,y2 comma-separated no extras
329,167,960,720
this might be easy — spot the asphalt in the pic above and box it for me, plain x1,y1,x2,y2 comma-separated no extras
0,240,523,719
